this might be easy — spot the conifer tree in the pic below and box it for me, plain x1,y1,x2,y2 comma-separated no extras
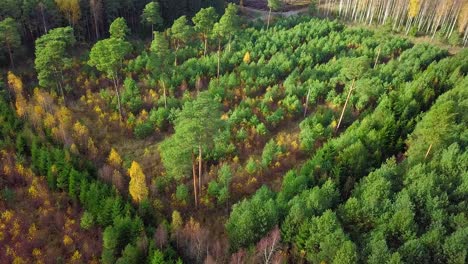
141,1,163,35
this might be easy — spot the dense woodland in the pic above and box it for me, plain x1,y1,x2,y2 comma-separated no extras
1,0,468,263
313,0,468,46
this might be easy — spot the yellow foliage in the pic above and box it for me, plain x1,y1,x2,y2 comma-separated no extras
331,119,338,129
2,210,14,222
128,161,149,203
73,121,89,139
408,0,420,18
291,140,299,150
44,113,56,128
87,138,98,158
63,235,73,246
65,217,75,231
55,0,81,25
70,250,82,262
28,223,38,240
57,106,72,126
70,143,79,154
32,248,42,258
243,51,251,64
12,257,26,264
28,178,40,198
3,164,12,176
12,220,20,238
15,96,27,118
7,71,23,95
171,210,183,231
108,148,122,167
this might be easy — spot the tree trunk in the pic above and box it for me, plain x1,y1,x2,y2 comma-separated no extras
174,42,179,66
424,143,433,159
112,75,123,121
217,39,221,80
39,3,48,33
335,80,355,133
203,36,208,56
198,145,202,197
267,8,272,30
55,68,67,106
161,79,167,108
374,47,381,68
303,87,311,117
192,153,198,207
6,42,14,68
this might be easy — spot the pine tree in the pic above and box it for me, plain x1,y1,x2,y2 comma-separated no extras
0,18,21,68
192,7,219,56
141,1,163,35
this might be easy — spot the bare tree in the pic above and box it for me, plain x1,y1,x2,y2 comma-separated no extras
256,226,282,264
154,224,168,249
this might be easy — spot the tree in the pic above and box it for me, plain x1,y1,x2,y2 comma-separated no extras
160,91,223,206
80,211,94,230
121,77,143,113
226,186,278,250
128,161,148,203
88,37,131,119
35,26,76,105
212,4,240,77
0,18,21,68
141,1,163,35
294,210,355,263
267,0,281,30
108,148,122,167
90,0,103,40
192,7,219,56
109,17,130,40
55,0,81,26
151,249,165,264
148,32,171,108
256,226,282,264
213,3,239,51
170,15,192,66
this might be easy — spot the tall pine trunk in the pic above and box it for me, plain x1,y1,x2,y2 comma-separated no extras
217,39,221,80
192,153,198,207
267,8,272,30
203,34,208,56
6,42,14,68
112,75,123,121
198,145,202,197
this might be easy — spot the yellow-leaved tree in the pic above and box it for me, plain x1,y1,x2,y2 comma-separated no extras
128,161,148,203
408,0,421,18
55,0,81,26
108,148,122,167
7,71,27,118
243,51,251,64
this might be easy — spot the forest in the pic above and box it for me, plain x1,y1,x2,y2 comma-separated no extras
0,0,467,263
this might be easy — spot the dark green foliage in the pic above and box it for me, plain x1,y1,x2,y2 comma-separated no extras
80,211,94,230
134,123,154,139
226,186,278,250
122,78,143,113
175,184,189,202
295,210,356,263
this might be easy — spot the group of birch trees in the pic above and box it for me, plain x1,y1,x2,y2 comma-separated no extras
315,0,468,45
